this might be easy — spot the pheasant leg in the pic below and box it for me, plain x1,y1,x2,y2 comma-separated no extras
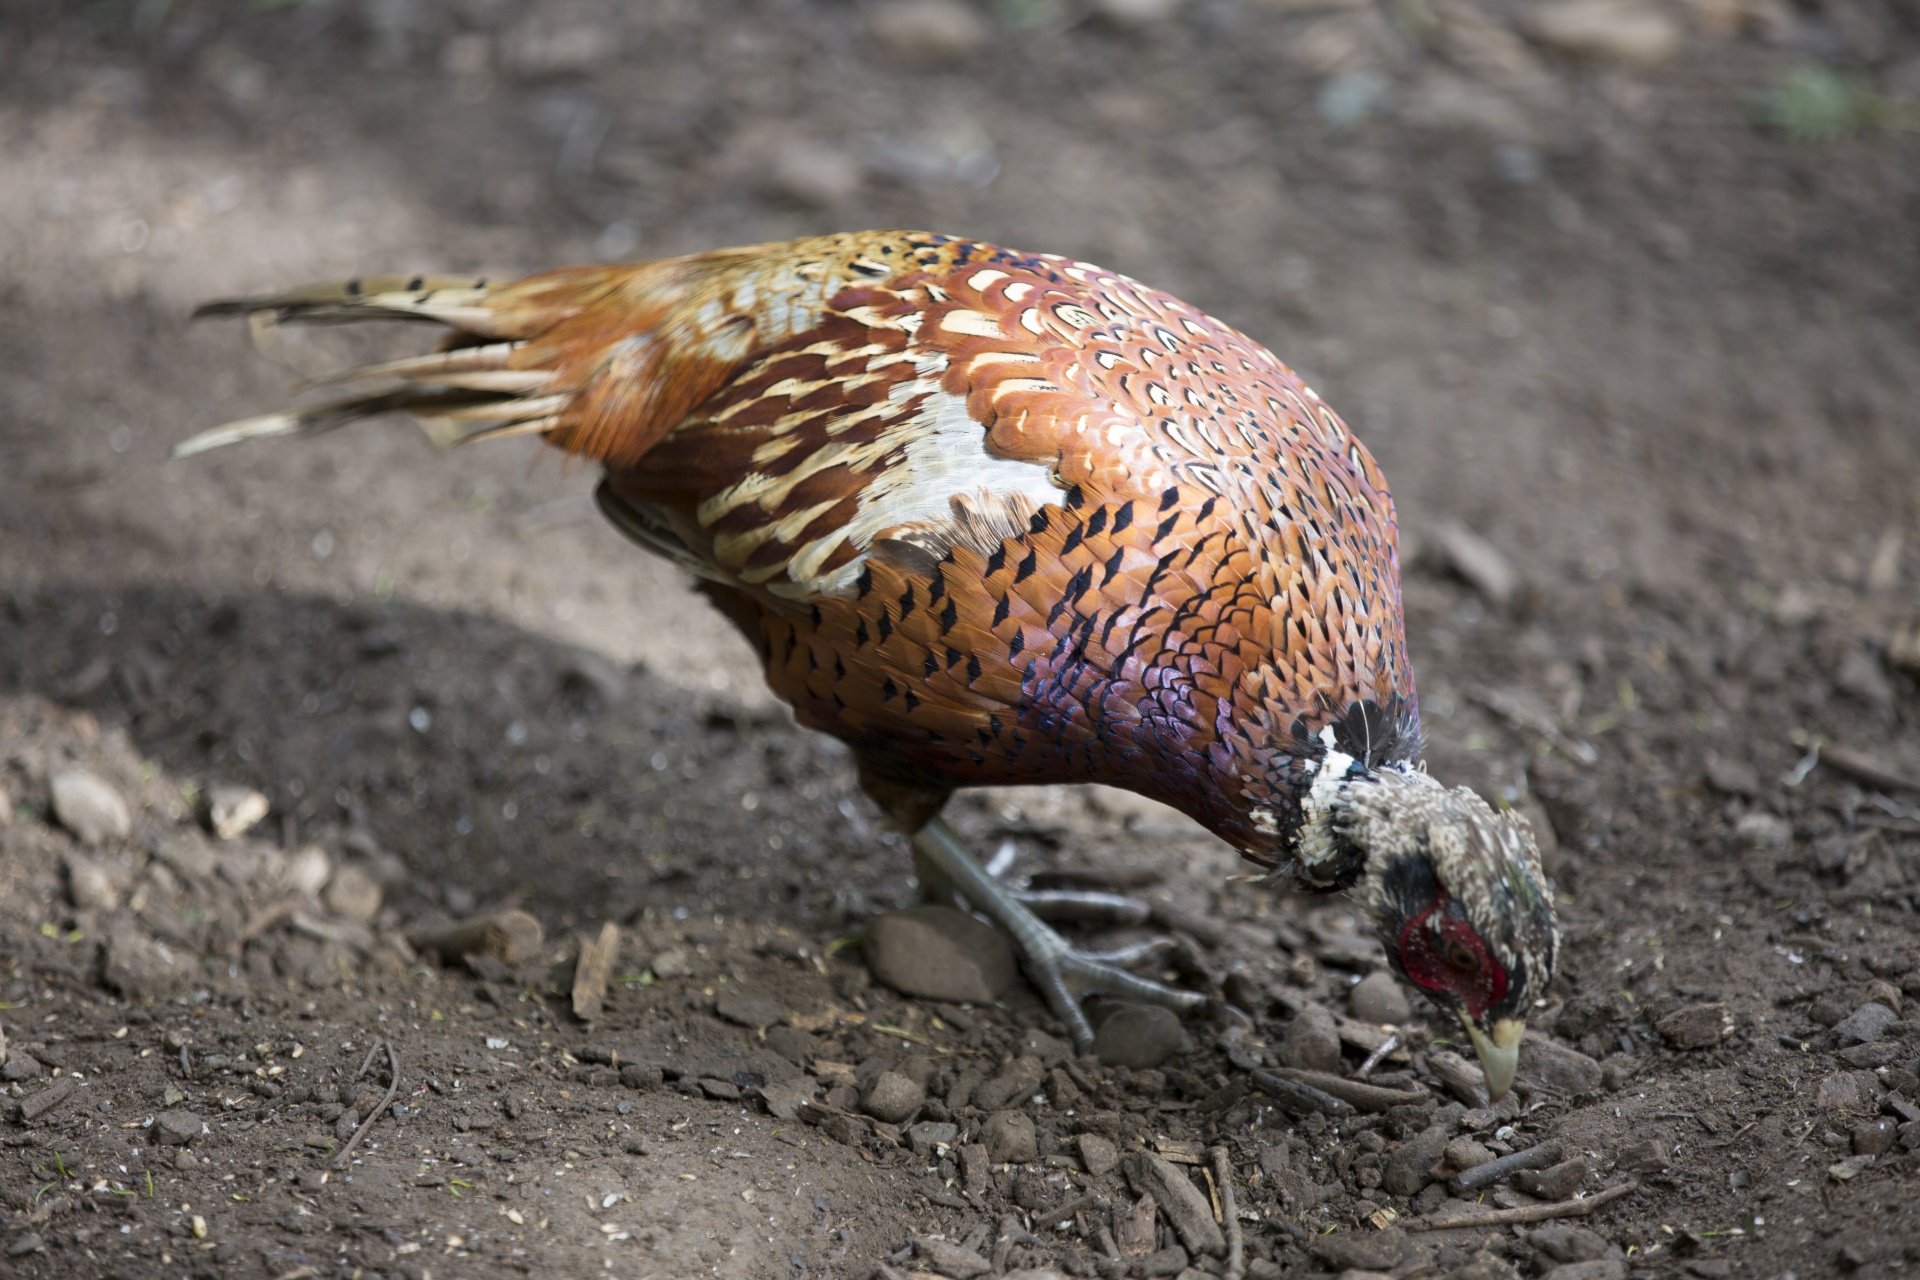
910,815,1205,1050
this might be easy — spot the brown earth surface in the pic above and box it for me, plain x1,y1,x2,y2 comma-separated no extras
2,2,1920,1278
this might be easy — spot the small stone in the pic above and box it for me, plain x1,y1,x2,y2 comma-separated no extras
1515,1156,1588,1201
1444,1137,1494,1170
1077,1132,1119,1177
768,142,863,210
864,907,1016,1005
764,1026,817,1066
866,0,987,59
907,1121,960,1156
618,1063,664,1091
102,922,190,1002
1541,1262,1626,1280
755,1078,817,1121
1816,1071,1883,1113
2,1053,43,1083
1309,1228,1412,1271
1865,979,1904,1015
982,1110,1038,1164
648,948,691,980
1382,1111,1457,1196
172,1150,198,1171
714,990,784,1030
1516,1032,1603,1095
1278,1004,1342,1072
64,855,120,913
1529,1224,1611,1263
1703,755,1760,797
1809,990,1855,1027
206,785,270,840
1521,0,1682,65
1349,972,1411,1025
862,1071,925,1124
7,1233,44,1258
49,771,131,845
974,1056,1045,1112
1090,1003,1186,1069
1615,1138,1671,1172
1655,1003,1733,1050
1733,811,1791,851
1833,1002,1899,1046
958,1142,993,1195
323,864,383,924
1018,1028,1071,1066
154,1108,205,1146
283,845,332,897
1853,1117,1899,1156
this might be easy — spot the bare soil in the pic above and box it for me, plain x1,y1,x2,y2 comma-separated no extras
2,2,1919,1278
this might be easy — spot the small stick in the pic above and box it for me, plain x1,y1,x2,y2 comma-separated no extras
1356,1032,1401,1079
331,1039,399,1170
1453,1139,1565,1193
1211,1146,1245,1280
1031,1192,1106,1232
1407,1179,1638,1232
232,900,299,955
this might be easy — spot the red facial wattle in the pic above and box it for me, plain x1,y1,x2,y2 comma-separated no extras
1397,890,1508,1020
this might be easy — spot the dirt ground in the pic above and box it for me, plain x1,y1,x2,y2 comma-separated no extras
2,1,1919,1277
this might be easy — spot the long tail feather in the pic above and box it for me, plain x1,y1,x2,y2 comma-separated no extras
194,274,500,330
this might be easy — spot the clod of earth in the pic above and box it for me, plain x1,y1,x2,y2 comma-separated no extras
1089,1002,1186,1069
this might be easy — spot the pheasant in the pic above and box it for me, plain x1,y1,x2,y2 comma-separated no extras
178,231,1557,1095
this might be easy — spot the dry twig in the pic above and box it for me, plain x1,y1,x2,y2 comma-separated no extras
1408,1179,1639,1231
331,1038,400,1170
1210,1146,1245,1280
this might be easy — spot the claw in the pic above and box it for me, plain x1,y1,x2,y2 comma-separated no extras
911,815,1204,1052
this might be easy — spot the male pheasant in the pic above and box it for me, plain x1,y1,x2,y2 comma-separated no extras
178,231,1557,1094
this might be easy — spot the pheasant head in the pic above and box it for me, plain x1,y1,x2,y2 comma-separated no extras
1278,737,1557,1100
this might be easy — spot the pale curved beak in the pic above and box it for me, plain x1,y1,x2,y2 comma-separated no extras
1462,1014,1525,1101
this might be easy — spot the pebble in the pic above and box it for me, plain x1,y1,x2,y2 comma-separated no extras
2,1053,43,1083
63,855,119,913
1540,1261,1626,1280
1853,1118,1898,1156
1278,1004,1342,1072
49,770,130,846
1733,811,1791,851
863,906,1017,1004
1349,972,1411,1025
1614,1138,1670,1173
283,845,332,898
865,0,987,59
6,1233,43,1258
1520,0,1682,65
1654,1002,1733,1050
154,1108,205,1146
1703,755,1760,797
1383,1107,1460,1195
1076,1132,1119,1177
1090,1003,1186,1069
1309,1228,1413,1271
907,1121,959,1156
1018,1028,1071,1066
1516,1032,1602,1095
1817,1070,1884,1112
172,1151,198,1171
714,990,784,1030
649,948,692,980
1515,1156,1588,1200
769,142,864,210
102,922,190,1001
974,1056,1045,1111
1833,1002,1899,1046
1444,1137,1494,1170
323,864,383,925
862,1071,925,1124
1529,1224,1611,1264
982,1110,1037,1164
764,1026,817,1066
206,784,269,839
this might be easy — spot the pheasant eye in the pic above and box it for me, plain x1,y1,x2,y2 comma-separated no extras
1445,940,1478,973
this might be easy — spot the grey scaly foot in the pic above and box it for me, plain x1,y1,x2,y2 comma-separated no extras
910,816,1205,1050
